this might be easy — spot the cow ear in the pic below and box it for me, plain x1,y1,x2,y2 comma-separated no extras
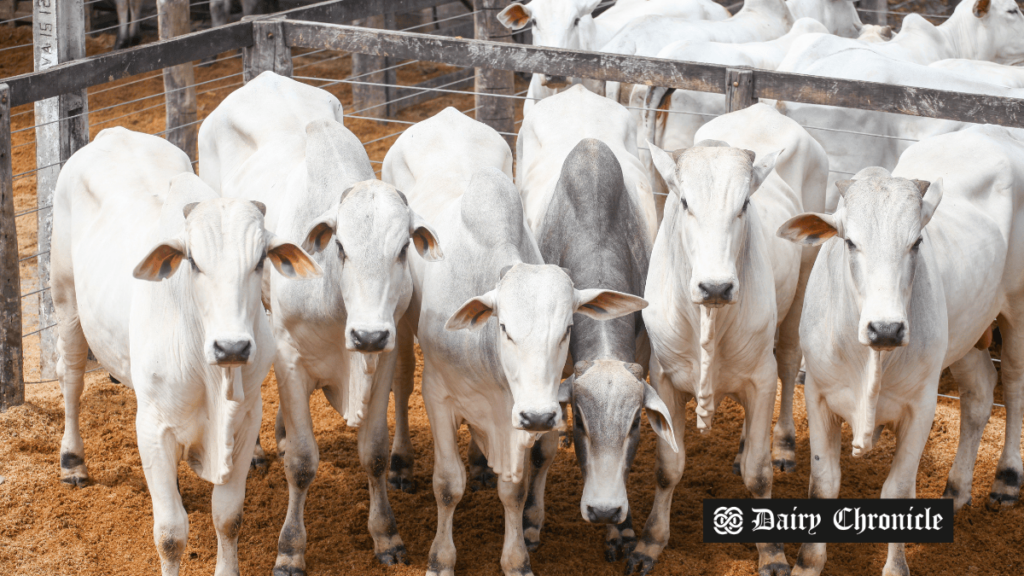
574,289,648,320
919,178,943,228
267,232,323,279
445,290,497,331
251,201,267,216
777,212,843,246
750,148,782,195
626,362,646,381
301,210,337,254
183,202,200,219
643,382,679,453
497,2,532,30
558,375,574,405
134,237,187,281
410,211,443,262
973,0,990,17
647,141,681,197
835,179,855,198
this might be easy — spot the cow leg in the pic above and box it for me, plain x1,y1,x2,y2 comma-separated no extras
626,359,687,576
251,436,268,472
943,347,996,511
359,369,408,565
138,425,188,576
114,0,131,48
212,410,260,576
275,404,286,455
793,373,842,576
732,421,746,475
604,510,637,562
272,351,319,576
241,0,258,16
773,260,811,473
127,0,143,45
209,0,229,27
879,399,936,576
425,376,466,576
498,474,534,576
522,430,558,552
468,429,496,491
388,324,416,493
741,378,789,576
990,313,1024,508
55,313,90,486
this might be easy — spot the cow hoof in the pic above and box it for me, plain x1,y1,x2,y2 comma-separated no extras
376,545,409,566
987,491,1019,510
60,473,89,487
759,562,791,576
109,375,120,384
60,453,89,487
624,551,657,575
772,458,796,473
250,455,269,473
469,468,497,492
388,454,416,494
524,537,540,553
272,566,306,576
606,535,637,562
559,429,573,449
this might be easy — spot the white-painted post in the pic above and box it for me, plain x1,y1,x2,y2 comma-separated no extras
33,0,88,381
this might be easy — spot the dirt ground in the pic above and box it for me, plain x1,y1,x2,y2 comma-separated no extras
2,15,1023,576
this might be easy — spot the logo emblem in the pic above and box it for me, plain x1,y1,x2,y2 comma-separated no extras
713,506,744,535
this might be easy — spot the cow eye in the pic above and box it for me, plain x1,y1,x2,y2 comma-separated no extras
681,198,689,212
336,240,346,261
845,239,857,251
911,237,923,252
630,412,641,432
563,325,572,340
256,252,266,272
500,323,514,342
188,254,201,273
574,17,580,26
741,198,750,214
398,242,409,262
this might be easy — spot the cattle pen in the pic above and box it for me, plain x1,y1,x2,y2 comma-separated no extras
0,0,1022,574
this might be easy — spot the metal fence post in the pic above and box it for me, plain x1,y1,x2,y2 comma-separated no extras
159,0,199,160
725,68,756,113
33,0,88,381
0,84,24,412
474,0,516,149
244,19,294,83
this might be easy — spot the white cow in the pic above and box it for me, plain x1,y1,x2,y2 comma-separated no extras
198,71,443,574
496,0,730,111
634,104,827,575
51,127,320,576
385,113,646,574
931,58,1024,87
383,107,515,494
785,0,862,37
516,84,659,236
777,124,1024,575
856,23,893,42
629,17,828,181
773,10,1024,208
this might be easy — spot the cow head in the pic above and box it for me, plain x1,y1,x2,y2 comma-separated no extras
302,179,442,355
958,0,1024,64
565,360,676,524
648,140,781,307
778,172,943,350
134,191,321,368
498,0,601,87
446,264,646,433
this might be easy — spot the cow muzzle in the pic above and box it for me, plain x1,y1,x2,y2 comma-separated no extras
585,504,626,525
208,337,255,366
345,323,395,353
512,401,561,432
863,320,907,350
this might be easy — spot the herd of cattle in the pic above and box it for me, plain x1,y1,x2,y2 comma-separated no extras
40,0,1024,575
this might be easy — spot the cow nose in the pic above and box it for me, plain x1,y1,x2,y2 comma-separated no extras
586,505,623,524
867,321,905,348
698,282,734,305
351,329,389,352
213,340,252,364
518,410,558,432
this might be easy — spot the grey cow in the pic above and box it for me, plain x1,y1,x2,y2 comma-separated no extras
534,139,677,561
